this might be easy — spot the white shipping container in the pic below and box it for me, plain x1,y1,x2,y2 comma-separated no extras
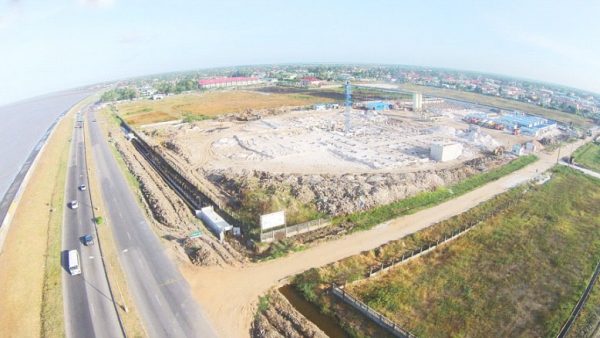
430,142,462,162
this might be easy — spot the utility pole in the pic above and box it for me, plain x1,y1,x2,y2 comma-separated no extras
344,81,352,133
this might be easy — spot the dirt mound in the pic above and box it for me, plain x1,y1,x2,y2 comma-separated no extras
110,126,246,267
208,155,505,216
252,290,327,338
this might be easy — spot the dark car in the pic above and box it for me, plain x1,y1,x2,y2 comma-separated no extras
83,234,94,246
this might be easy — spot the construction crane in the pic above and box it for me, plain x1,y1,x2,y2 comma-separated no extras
345,80,352,133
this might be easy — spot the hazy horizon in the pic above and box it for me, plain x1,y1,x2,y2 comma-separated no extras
1,1,599,105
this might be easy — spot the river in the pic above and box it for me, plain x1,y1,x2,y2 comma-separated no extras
0,88,95,227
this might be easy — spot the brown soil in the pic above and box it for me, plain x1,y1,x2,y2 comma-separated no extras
118,89,336,126
252,290,327,338
208,155,505,216
103,108,246,267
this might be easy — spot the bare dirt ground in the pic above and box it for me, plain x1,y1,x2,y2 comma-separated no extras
140,104,549,222
181,139,588,338
149,107,511,175
101,107,246,267
251,289,327,338
0,102,77,337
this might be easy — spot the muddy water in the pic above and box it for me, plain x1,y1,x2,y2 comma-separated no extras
278,284,348,338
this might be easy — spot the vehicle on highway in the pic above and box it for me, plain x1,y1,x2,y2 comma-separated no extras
79,184,87,191
82,234,94,246
70,200,79,209
68,249,82,276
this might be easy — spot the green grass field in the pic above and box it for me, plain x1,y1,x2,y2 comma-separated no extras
399,83,594,127
573,142,600,173
345,166,600,337
294,166,600,337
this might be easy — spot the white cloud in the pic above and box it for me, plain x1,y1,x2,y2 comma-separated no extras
77,0,116,9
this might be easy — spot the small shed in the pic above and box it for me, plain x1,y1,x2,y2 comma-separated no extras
365,101,389,111
512,143,526,156
196,206,232,241
430,142,462,162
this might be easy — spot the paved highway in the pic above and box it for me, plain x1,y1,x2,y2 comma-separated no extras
86,109,217,337
62,111,124,338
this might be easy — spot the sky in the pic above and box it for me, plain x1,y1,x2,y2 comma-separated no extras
1,0,599,105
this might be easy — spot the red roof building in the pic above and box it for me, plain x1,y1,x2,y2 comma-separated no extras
300,76,322,87
198,76,260,88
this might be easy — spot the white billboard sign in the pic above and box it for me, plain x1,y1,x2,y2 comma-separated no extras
260,211,285,230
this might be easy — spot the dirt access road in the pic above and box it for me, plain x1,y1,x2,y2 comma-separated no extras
182,140,587,338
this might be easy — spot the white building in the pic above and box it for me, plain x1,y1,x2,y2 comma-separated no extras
197,206,232,241
430,142,462,162
413,92,423,111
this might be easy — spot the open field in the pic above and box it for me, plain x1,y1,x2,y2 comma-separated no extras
0,101,79,337
118,89,338,125
399,83,594,127
292,166,600,337
343,167,600,337
573,142,600,173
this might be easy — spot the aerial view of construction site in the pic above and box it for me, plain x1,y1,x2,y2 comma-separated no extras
44,66,592,338
2,3,600,338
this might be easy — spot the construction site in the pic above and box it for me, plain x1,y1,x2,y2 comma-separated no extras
99,84,569,264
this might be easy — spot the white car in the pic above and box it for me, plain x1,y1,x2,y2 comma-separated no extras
70,200,79,209
78,184,87,191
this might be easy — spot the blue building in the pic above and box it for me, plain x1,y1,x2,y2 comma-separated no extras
500,112,557,136
365,101,389,111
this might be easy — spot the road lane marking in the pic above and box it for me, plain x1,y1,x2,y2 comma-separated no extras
159,278,178,287
127,232,131,240
155,295,162,306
